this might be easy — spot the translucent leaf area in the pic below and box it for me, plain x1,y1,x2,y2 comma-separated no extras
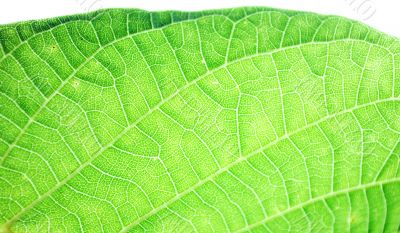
1,7,400,233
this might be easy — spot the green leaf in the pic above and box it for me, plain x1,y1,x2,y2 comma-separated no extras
1,7,400,233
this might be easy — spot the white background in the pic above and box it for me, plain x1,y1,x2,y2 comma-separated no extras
1,0,400,37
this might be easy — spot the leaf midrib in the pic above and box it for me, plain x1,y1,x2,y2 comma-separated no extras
117,97,400,232
5,92,400,229
1,35,394,167
2,16,398,230
1,9,272,164
1,7,395,166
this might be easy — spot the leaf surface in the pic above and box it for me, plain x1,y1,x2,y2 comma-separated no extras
1,7,400,233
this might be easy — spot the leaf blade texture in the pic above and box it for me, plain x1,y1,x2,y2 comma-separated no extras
1,7,400,233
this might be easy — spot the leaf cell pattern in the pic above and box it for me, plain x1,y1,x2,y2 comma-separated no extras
1,7,400,233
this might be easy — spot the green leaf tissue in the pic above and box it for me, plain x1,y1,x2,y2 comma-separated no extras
1,7,399,233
